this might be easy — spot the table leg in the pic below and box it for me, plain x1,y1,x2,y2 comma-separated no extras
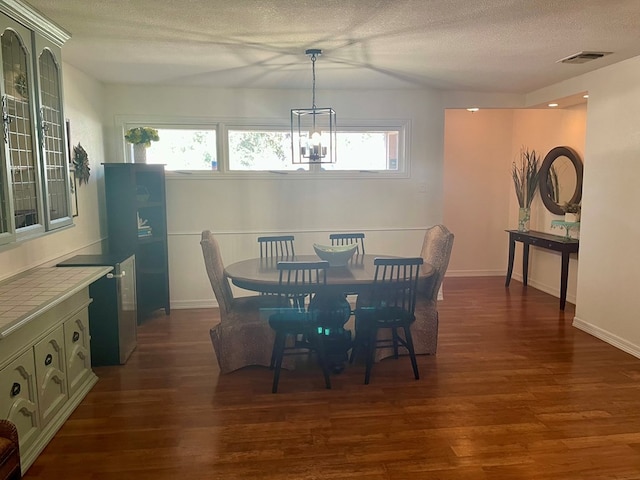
560,252,570,310
522,243,530,286
309,293,353,373
505,237,516,287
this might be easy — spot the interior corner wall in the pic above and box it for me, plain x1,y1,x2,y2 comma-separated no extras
443,108,514,276
443,106,586,303
0,63,106,281
509,106,587,303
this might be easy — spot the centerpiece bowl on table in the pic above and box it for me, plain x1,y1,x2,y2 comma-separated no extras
313,243,358,267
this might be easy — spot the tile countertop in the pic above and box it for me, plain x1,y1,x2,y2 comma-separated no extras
0,266,113,339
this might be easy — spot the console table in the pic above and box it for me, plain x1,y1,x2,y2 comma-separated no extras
505,230,579,310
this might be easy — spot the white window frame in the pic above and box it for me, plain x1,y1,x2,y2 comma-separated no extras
115,115,410,180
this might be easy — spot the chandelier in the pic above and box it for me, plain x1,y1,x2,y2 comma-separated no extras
291,49,336,165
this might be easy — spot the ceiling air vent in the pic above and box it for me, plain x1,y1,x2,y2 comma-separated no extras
557,51,612,64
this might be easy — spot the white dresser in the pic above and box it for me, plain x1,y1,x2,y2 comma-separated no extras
0,266,112,473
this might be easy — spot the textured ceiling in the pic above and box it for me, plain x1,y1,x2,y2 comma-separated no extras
23,0,640,93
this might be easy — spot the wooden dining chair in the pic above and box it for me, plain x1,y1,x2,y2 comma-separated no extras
350,257,424,384
329,232,365,254
258,235,295,258
268,260,332,393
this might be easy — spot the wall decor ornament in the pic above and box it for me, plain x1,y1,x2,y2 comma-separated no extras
511,148,541,232
124,127,159,163
73,143,90,185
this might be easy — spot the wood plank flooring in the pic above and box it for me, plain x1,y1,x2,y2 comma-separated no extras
23,277,640,479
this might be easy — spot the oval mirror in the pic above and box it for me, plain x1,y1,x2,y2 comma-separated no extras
538,146,583,215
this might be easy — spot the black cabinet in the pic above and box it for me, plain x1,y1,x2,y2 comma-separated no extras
103,163,170,321
57,254,138,366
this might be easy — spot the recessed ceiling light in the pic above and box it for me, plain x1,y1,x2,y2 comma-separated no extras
548,103,559,107
583,94,589,99
467,107,479,112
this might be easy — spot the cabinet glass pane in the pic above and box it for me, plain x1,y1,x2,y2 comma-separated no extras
2,29,39,229
39,49,68,220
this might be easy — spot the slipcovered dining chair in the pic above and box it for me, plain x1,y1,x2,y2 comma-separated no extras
413,224,454,354
0,419,20,480
329,233,365,254
363,224,454,362
201,230,281,374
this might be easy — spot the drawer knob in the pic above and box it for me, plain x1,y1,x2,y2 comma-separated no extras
10,382,20,397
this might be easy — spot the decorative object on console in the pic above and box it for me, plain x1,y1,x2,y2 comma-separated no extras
562,202,581,223
538,146,583,215
124,127,159,163
551,220,580,239
291,49,336,165
73,143,90,185
511,148,541,232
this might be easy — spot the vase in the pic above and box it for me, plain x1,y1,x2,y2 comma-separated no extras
133,144,147,164
564,213,579,223
518,207,530,232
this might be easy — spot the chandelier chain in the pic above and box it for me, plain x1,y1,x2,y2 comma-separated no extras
311,52,317,109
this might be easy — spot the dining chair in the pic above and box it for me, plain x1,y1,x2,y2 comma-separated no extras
413,224,454,354
0,419,20,480
200,230,282,374
350,257,424,384
258,235,296,258
329,232,365,254
268,260,332,393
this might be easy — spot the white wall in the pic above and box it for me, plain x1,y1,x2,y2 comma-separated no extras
444,109,514,276
532,56,640,357
102,86,445,307
0,63,106,280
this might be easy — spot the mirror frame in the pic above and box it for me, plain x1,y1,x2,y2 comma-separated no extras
538,146,583,215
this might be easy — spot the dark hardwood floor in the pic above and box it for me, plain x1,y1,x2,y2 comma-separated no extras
24,277,640,479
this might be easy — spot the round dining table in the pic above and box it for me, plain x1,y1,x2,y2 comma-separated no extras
224,254,435,294
224,254,435,372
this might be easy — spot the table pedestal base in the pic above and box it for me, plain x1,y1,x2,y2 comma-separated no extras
309,293,353,373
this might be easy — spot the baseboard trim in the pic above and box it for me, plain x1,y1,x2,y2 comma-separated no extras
171,299,218,309
446,269,504,277
573,316,640,360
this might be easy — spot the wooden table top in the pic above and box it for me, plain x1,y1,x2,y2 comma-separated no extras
225,254,435,294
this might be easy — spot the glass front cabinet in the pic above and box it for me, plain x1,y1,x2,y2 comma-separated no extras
0,3,71,246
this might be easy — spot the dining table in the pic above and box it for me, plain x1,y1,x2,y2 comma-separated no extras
224,254,435,372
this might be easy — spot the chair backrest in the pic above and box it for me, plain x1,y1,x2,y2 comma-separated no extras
329,232,365,254
258,235,295,258
200,230,234,315
420,224,455,302
369,257,424,315
276,260,329,307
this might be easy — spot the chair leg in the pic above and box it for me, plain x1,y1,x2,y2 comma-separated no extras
313,334,332,390
392,327,400,359
270,331,283,370
364,327,378,385
271,333,287,393
403,326,420,380
349,330,361,364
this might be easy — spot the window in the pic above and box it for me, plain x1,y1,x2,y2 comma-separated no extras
123,120,407,175
228,129,307,171
145,128,217,171
324,130,400,171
